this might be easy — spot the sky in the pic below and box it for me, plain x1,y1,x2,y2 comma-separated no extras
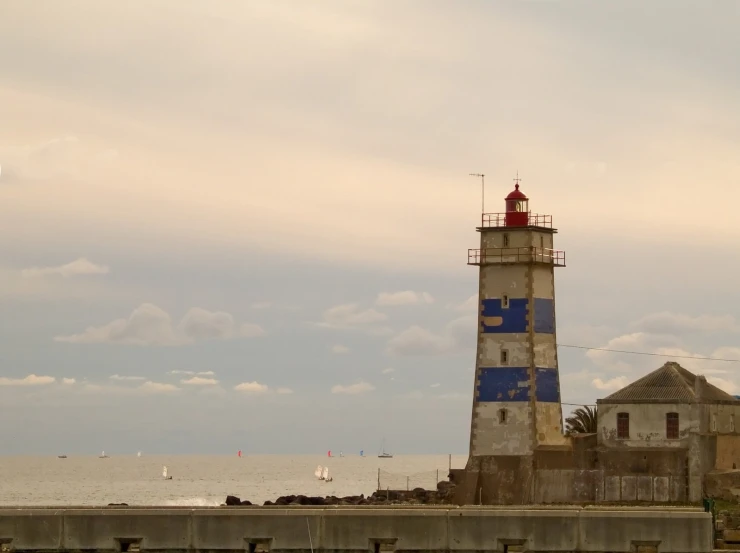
1,0,739,455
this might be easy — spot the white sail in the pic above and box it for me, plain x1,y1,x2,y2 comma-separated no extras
321,466,329,480
315,465,323,478
137,451,141,457
163,465,168,478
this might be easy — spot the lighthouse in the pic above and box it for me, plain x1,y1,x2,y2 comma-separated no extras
459,178,568,504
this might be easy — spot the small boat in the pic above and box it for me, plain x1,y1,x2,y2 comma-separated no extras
238,450,242,458
322,466,333,482
327,450,332,457
57,455,67,459
137,451,142,458
314,465,324,480
360,450,364,457
378,439,393,458
163,465,172,480
99,451,110,459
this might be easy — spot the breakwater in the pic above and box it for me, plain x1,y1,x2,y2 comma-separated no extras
0,505,711,552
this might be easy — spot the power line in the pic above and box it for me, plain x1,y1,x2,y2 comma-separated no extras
557,343,740,363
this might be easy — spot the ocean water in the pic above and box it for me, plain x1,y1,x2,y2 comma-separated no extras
0,454,467,506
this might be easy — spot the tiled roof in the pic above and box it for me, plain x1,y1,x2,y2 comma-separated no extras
598,361,739,404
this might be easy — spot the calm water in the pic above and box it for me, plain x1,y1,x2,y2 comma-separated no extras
0,454,467,506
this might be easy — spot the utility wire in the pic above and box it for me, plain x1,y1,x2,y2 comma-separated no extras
557,343,740,363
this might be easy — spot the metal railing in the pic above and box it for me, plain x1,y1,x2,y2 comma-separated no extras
467,246,566,266
481,212,553,228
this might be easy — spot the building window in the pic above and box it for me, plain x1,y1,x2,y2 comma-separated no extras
712,415,717,432
498,409,507,424
666,412,679,439
500,349,509,365
617,412,629,439
502,294,509,308
540,236,544,248
503,234,509,247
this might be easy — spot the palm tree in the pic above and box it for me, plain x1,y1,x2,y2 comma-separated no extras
565,405,597,435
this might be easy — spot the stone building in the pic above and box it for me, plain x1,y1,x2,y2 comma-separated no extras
596,361,740,502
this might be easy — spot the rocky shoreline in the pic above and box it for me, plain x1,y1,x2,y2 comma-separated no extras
224,481,455,506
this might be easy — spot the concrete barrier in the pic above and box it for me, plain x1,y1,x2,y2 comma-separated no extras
0,505,712,552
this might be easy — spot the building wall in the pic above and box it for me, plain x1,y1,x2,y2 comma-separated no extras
703,403,740,434
598,403,697,448
715,435,740,470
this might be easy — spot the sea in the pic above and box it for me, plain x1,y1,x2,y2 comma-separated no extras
0,454,468,506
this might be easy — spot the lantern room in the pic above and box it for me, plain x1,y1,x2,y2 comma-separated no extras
504,184,529,226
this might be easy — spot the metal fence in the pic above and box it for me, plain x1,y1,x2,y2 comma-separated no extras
376,469,444,491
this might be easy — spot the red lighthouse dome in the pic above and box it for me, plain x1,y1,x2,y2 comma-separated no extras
504,184,529,226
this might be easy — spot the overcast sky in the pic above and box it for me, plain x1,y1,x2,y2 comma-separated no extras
1,0,739,455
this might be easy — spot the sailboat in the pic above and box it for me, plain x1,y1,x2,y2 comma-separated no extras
322,466,333,482
315,465,324,480
137,451,142,458
163,465,172,480
327,450,332,457
99,451,110,459
360,450,364,457
238,450,242,458
378,439,393,459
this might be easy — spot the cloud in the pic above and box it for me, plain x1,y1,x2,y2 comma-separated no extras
375,291,434,306
0,135,118,183
181,376,219,386
139,381,180,394
331,344,350,354
592,376,631,391
450,294,478,312
168,370,194,375
110,374,145,381
386,315,475,356
381,367,395,374
0,374,56,386
197,370,216,376
54,303,265,346
234,381,269,393
313,303,390,334
177,308,265,341
21,257,110,278
631,311,740,334
330,381,376,395
430,383,440,388
61,377,76,385
707,377,739,395
276,387,294,395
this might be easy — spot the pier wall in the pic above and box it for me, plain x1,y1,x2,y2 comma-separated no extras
0,505,711,553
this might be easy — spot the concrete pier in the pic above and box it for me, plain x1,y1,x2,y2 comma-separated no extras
0,505,711,552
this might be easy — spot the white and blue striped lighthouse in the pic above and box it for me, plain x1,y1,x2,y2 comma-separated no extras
460,177,568,504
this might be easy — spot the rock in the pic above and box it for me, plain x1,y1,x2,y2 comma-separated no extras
225,495,241,506
240,499,253,506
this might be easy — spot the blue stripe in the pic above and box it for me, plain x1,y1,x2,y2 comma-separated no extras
476,367,561,403
535,367,560,402
481,298,528,334
477,367,530,402
533,298,555,334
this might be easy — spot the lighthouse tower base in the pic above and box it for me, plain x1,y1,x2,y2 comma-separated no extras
453,446,576,505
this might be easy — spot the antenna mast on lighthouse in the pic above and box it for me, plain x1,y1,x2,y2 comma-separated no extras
469,173,485,214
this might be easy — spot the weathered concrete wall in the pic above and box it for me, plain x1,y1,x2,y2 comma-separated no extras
0,506,712,553
598,403,696,447
716,434,740,469
532,470,686,503
704,403,740,434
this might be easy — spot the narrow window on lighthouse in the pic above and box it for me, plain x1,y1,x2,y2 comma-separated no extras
502,294,509,308
498,409,507,424
502,233,509,247
540,236,544,249
500,349,509,365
